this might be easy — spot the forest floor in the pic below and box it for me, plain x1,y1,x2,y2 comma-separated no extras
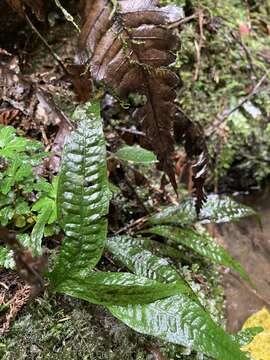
221,185,270,332
1,0,270,359
0,4,223,359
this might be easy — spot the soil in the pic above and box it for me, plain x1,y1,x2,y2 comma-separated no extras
220,185,270,332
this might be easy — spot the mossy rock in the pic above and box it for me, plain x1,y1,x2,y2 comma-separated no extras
1,294,154,360
0,263,223,360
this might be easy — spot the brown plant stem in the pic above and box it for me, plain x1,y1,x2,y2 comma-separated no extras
25,13,69,76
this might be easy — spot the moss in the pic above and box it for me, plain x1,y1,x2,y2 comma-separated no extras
0,260,224,360
1,294,154,360
167,0,270,190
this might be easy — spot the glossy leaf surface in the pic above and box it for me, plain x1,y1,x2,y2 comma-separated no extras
55,271,180,305
133,237,185,261
50,103,111,286
114,145,157,164
109,296,249,360
0,246,14,269
148,194,255,226
106,235,248,359
146,226,251,283
107,235,197,301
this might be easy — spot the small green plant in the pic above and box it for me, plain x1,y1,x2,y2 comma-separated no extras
0,103,260,359
1,0,269,358
43,102,256,360
0,125,58,267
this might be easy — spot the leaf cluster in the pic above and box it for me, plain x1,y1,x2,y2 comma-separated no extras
0,125,59,267
44,102,256,360
1,0,268,358
0,101,259,359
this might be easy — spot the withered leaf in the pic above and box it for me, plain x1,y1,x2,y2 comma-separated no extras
78,0,184,191
174,109,208,214
66,64,93,103
0,52,73,173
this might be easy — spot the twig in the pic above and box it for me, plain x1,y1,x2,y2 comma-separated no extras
208,72,269,136
230,30,258,79
115,126,146,137
35,90,74,131
167,13,197,29
54,0,80,32
25,13,69,76
113,216,148,235
218,73,267,119
193,11,205,81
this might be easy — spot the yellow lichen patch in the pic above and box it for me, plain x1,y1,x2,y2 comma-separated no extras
242,307,270,360
243,308,270,332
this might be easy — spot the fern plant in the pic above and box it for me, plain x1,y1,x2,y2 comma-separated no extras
0,0,260,356
45,102,257,360
0,103,258,358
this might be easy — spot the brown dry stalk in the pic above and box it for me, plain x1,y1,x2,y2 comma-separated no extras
78,0,183,192
0,284,31,335
78,0,209,212
193,11,205,81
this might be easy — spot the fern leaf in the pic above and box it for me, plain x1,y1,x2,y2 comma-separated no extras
109,296,249,360
107,235,198,302
106,235,249,360
54,271,181,305
148,194,256,226
50,103,111,286
78,0,184,190
130,237,186,261
146,225,251,283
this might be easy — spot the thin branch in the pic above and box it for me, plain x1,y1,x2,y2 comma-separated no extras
54,0,80,32
167,13,197,29
113,216,148,235
208,72,269,136
25,13,69,76
230,30,258,80
193,11,205,81
115,126,146,137
220,73,267,118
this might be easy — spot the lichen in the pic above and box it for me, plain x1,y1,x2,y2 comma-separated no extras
242,307,270,360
